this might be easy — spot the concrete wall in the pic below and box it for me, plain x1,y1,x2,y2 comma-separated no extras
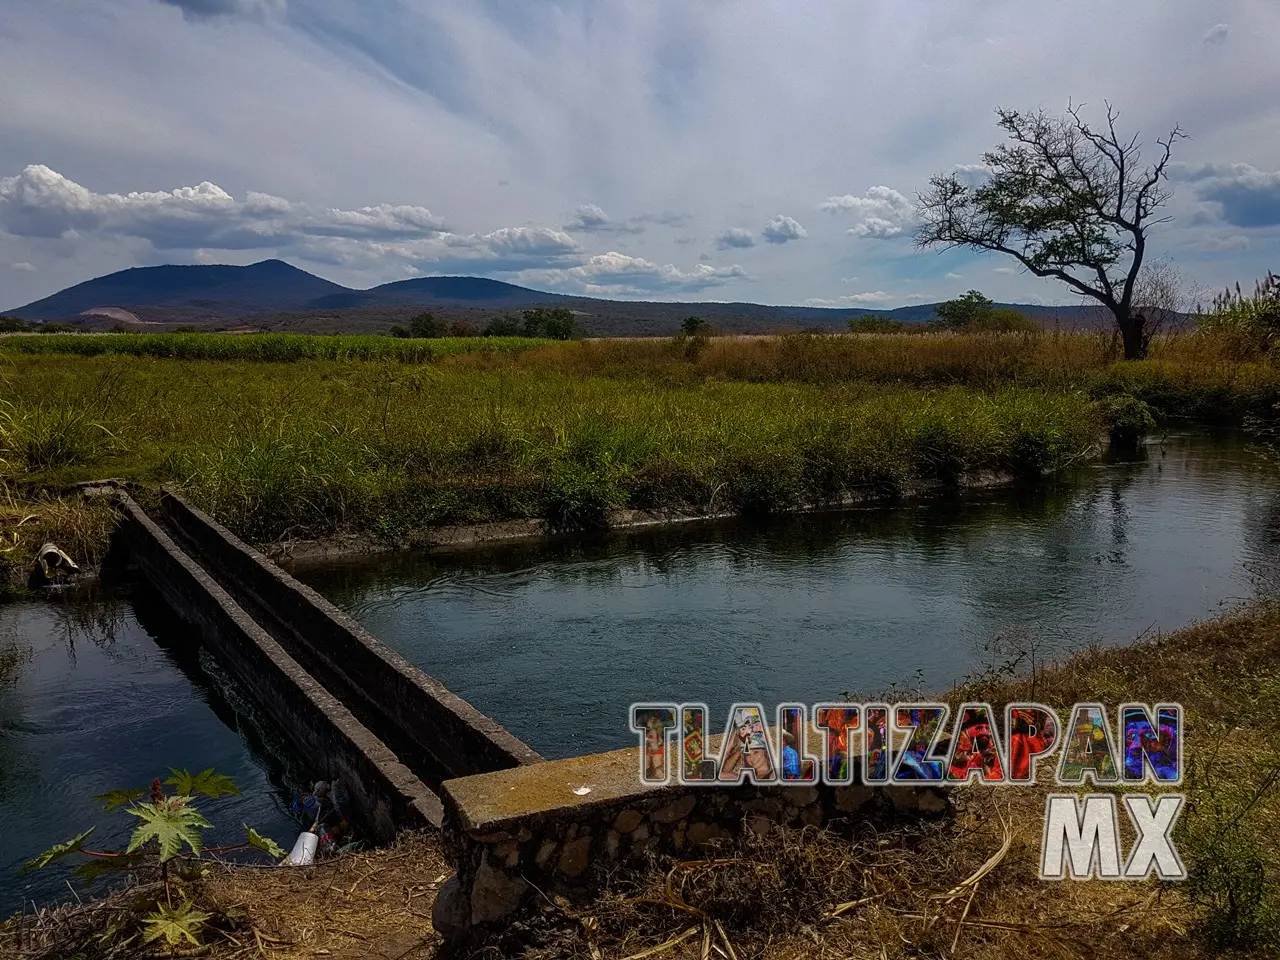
153,491,542,787
116,492,442,841
432,740,951,936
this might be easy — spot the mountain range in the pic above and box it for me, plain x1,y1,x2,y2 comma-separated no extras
5,259,1109,335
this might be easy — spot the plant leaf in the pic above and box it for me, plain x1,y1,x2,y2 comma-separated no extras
126,801,212,861
140,899,212,948
94,787,148,811
22,828,94,872
164,768,240,799
244,825,286,860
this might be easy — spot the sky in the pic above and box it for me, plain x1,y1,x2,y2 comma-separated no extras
1,0,1278,311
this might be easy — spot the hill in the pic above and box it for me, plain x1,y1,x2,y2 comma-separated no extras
8,258,1112,335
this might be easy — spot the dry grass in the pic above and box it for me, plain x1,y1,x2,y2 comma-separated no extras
0,482,118,596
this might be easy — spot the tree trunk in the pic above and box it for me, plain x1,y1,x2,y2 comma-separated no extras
1116,308,1148,361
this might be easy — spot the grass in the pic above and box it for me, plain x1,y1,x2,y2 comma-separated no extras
0,352,1101,548
0,332,547,363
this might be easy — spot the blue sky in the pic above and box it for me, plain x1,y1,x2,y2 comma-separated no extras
1,0,1278,310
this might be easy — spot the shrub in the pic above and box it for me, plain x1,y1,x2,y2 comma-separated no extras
681,315,706,336
848,315,906,334
484,313,522,337
1195,271,1280,357
408,312,444,338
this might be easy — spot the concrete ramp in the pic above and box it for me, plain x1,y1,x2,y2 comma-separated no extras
113,487,543,842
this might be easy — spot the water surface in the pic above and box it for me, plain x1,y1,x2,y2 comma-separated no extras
294,430,1280,761
0,587,304,916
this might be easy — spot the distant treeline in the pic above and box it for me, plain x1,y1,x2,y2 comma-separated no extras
390,307,579,340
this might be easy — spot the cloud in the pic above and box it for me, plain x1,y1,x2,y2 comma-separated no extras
1203,23,1230,45
290,226,581,274
804,291,896,306
819,186,915,238
0,165,450,252
714,227,756,250
699,252,712,262
1174,162,1280,228
944,272,963,280
992,266,1016,274
1202,234,1250,251
761,214,807,244
564,203,611,231
523,251,750,295
157,0,285,21
950,164,993,187
9,261,35,272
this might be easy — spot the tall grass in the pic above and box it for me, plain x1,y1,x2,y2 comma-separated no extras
0,355,1100,542
0,332,545,363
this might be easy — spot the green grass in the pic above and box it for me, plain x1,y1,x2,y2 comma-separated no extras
0,353,1100,543
0,332,546,363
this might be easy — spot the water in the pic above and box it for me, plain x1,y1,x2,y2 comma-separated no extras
293,430,1280,761
0,586,305,917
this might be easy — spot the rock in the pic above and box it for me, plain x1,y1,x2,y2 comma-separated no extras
558,837,592,877
630,824,650,843
474,830,512,844
535,840,559,869
886,787,921,814
613,809,645,833
746,815,773,838
918,788,952,816
798,803,823,827
471,855,529,925
834,785,875,813
782,786,820,807
495,839,520,868
432,874,469,939
687,822,731,846
605,830,621,859
517,827,534,842
650,795,696,824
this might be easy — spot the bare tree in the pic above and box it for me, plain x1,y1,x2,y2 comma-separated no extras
915,102,1187,359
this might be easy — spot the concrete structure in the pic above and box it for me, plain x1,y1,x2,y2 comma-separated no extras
113,487,541,841
432,732,952,937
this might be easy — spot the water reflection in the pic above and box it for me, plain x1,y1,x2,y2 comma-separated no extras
0,585,301,917
294,430,1280,761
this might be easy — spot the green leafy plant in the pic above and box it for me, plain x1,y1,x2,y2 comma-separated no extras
22,769,286,953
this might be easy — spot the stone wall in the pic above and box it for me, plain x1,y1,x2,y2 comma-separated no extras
433,741,951,938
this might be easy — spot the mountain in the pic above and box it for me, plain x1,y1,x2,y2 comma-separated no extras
7,258,1111,335
10,259,350,321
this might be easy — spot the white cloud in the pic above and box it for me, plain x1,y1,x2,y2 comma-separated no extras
9,261,35,271
945,272,963,280
714,227,756,250
523,251,750,295
819,186,915,239
0,165,449,251
564,203,611,231
1202,234,1250,251
1203,23,1230,45
804,291,897,305
992,266,1017,274
761,214,807,244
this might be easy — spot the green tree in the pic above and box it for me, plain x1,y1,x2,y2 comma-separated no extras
484,313,522,337
542,307,578,340
930,290,995,329
681,315,706,336
521,308,547,338
915,101,1186,359
408,312,444,338
389,325,410,338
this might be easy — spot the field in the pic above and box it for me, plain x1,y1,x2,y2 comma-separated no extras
3,327,1280,957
